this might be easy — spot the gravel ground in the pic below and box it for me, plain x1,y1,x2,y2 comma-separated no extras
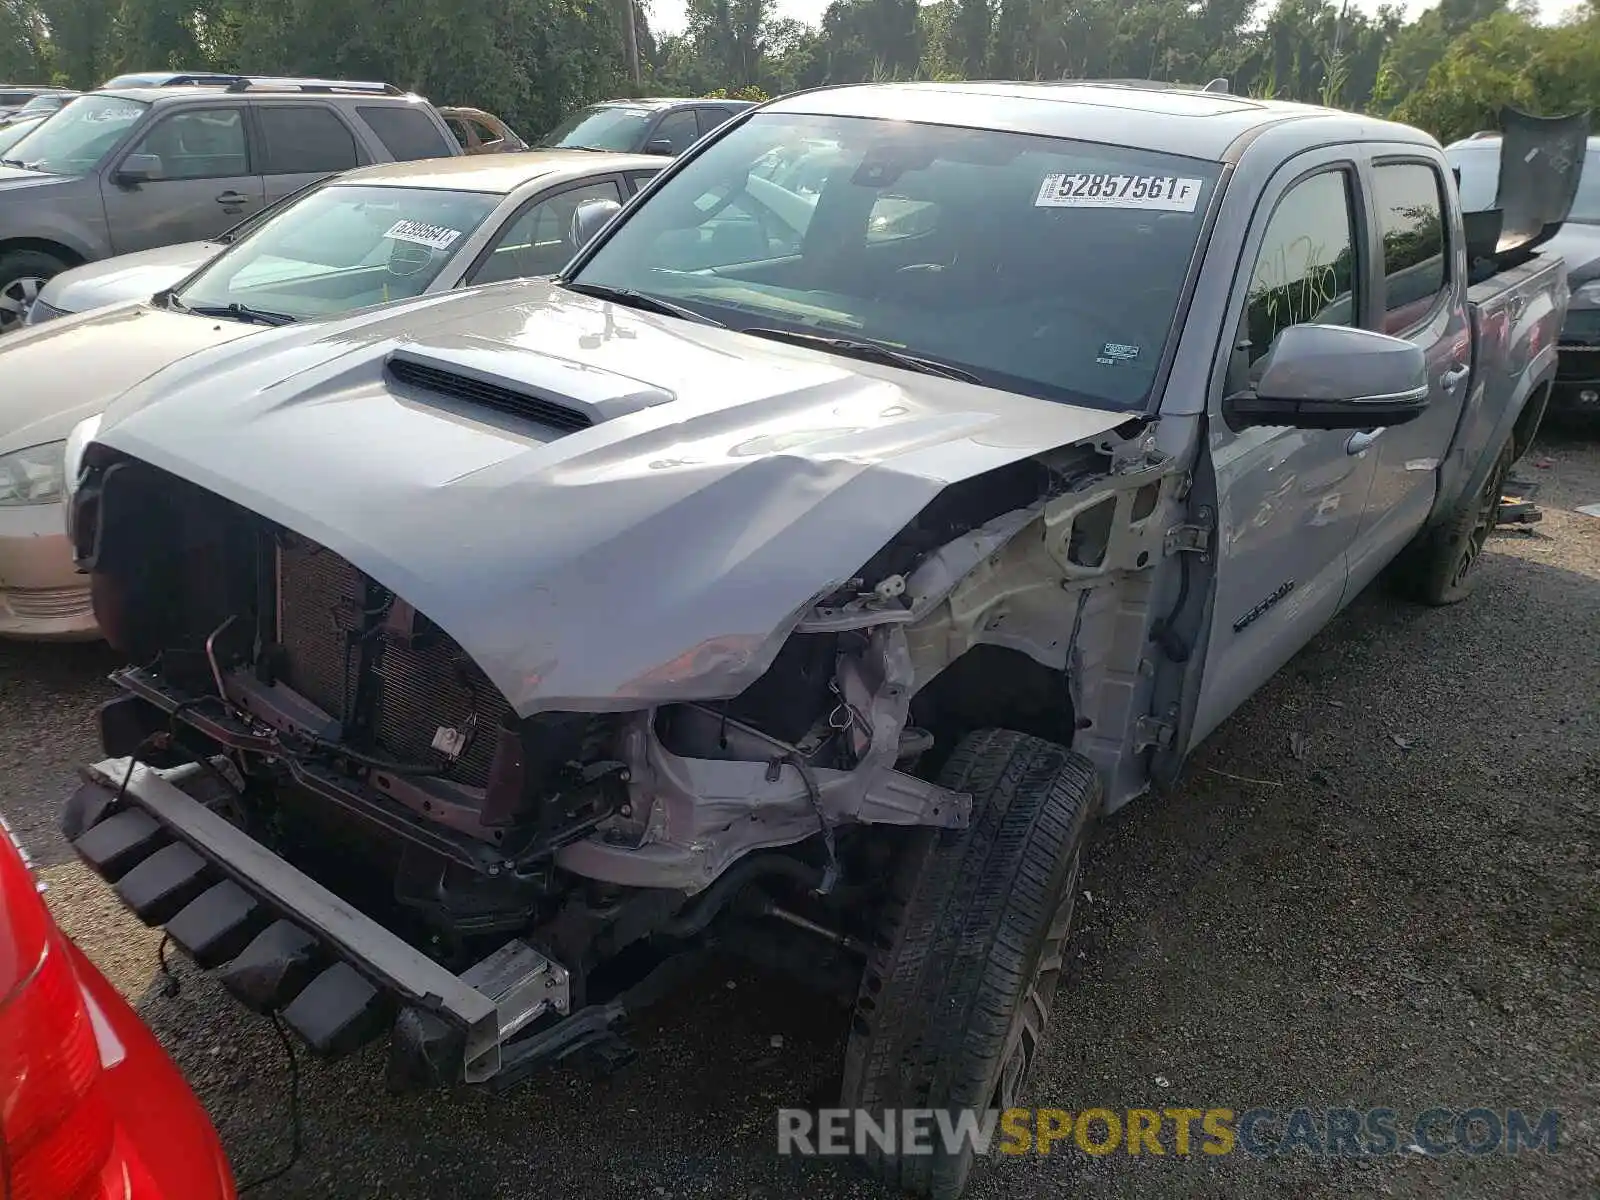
2,431,1596,1200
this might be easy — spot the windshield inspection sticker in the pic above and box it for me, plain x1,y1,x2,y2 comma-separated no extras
383,220,462,252
1036,173,1204,212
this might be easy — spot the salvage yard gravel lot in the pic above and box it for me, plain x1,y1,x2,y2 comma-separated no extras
2,431,1596,1200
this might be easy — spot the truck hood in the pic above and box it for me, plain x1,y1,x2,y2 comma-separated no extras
0,302,258,454
42,241,220,315
95,279,1130,715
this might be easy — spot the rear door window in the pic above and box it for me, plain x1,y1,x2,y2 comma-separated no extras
358,105,454,161
1372,161,1448,333
256,105,360,174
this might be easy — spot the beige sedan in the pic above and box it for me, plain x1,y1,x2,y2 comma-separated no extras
0,149,661,639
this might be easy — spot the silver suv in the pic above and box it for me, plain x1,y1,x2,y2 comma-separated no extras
0,77,461,332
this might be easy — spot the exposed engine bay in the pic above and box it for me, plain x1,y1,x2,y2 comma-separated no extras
65,415,1186,1081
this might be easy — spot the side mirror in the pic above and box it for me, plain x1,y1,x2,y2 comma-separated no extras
1225,324,1430,430
569,197,623,250
643,138,676,156
114,153,161,187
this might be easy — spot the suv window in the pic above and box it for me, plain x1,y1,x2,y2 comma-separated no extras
471,179,624,284
696,107,735,135
650,110,699,154
127,108,249,180
1373,161,1448,332
1243,169,1358,368
358,105,453,161
257,105,359,174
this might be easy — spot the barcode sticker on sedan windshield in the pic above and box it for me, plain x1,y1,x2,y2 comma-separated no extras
383,220,463,251
1035,173,1204,212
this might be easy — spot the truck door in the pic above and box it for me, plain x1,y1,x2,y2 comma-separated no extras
1190,157,1380,746
1344,154,1471,593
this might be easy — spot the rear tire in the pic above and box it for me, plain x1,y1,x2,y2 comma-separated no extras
841,729,1099,1200
0,249,66,334
1392,435,1515,606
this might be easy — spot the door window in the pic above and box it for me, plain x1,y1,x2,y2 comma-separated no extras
469,179,624,284
446,118,472,150
257,105,359,175
126,108,248,180
649,110,699,154
469,118,502,147
1373,162,1448,333
696,107,735,135
1242,169,1359,370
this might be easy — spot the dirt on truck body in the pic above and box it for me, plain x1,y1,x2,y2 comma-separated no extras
60,83,1571,1199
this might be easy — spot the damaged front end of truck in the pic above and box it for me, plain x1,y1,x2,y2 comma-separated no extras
59,295,1192,1088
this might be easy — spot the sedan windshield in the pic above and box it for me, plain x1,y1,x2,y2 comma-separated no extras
571,112,1220,411
1451,142,1600,224
4,95,146,173
539,105,652,151
175,183,500,321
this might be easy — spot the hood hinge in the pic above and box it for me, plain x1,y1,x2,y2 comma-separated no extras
1164,505,1214,558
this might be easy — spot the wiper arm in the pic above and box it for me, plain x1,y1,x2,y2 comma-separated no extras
0,158,29,169
185,301,296,327
741,327,982,384
561,281,724,327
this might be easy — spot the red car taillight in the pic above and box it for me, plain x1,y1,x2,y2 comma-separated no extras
0,829,118,1200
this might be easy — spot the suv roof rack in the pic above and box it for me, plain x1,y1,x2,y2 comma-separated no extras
222,76,405,95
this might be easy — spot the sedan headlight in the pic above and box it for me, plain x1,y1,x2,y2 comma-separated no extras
0,441,67,506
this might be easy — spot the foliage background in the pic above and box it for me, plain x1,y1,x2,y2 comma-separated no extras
3,0,1596,144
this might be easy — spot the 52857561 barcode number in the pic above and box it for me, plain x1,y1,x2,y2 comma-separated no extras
1035,173,1204,213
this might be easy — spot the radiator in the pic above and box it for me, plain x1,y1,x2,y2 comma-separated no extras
276,534,512,789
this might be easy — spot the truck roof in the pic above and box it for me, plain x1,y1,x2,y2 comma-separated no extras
765,81,1438,163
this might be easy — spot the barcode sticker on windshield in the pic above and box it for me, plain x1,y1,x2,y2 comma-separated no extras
1035,173,1204,212
383,220,462,251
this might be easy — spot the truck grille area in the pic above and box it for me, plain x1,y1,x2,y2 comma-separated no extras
276,535,513,788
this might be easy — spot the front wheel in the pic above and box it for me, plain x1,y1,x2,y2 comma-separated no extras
1392,435,1515,606
0,249,67,334
841,729,1099,1200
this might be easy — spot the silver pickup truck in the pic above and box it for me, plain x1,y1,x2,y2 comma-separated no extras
60,82,1567,1198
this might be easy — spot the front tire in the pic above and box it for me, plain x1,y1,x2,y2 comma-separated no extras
841,729,1099,1199
0,249,67,334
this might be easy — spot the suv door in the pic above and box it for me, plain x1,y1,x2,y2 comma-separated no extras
1190,155,1381,746
252,102,364,203
1344,153,1471,593
101,105,263,254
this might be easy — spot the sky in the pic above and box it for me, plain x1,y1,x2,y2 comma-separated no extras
645,0,1566,38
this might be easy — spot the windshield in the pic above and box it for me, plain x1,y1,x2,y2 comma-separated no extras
0,117,44,157
539,105,652,151
4,95,146,173
175,183,500,320
1450,142,1600,224
572,112,1220,411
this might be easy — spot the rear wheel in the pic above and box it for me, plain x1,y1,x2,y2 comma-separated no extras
841,729,1099,1199
1393,435,1515,606
0,249,66,334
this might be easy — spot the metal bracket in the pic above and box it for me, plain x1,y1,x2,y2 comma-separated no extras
1133,714,1176,752
1164,506,1214,558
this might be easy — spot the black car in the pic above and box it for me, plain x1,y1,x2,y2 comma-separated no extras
537,96,755,157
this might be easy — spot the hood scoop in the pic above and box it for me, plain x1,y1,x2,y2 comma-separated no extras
385,346,674,435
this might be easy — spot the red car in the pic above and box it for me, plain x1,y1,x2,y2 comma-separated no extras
0,815,235,1200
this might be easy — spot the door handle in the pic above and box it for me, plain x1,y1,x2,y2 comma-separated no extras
1440,364,1470,392
215,191,249,206
1346,429,1382,455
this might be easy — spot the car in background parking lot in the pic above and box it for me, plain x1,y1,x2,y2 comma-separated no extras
0,149,660,639
0,85,74,121
1,88,80,125
0,77,461,333
442,106,528,154
537,96,753,156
